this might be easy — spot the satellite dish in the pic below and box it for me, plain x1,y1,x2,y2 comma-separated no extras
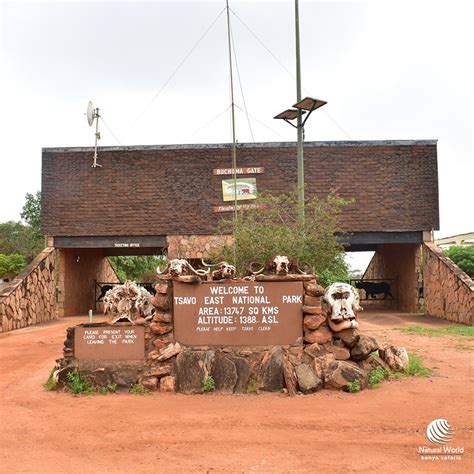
86,100,102,168
86,101,95,126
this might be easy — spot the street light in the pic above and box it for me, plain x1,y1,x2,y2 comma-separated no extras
274,96,327,221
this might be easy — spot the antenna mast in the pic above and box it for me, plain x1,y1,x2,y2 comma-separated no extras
86,101,102,168
226,0,238,265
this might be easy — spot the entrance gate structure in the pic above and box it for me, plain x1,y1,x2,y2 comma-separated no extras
40,140,439,317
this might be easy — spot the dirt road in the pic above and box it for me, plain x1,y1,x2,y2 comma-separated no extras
1,312,472,473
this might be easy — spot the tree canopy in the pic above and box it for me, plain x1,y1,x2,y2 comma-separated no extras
443,245,474,278
217,190,352,286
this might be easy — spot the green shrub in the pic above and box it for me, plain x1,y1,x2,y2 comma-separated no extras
345,380,361,393
443,245,474,277
129,383,151,395
203,375,215,393
368,367,389,388
67,369,94,395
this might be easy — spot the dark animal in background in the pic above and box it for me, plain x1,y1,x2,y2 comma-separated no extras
355,281,393,299
142,283,156,295
97,284,115,301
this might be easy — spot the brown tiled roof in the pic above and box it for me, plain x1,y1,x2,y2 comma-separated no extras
41,140,439,236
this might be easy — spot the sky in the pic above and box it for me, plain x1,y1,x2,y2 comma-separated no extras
0,0,472,271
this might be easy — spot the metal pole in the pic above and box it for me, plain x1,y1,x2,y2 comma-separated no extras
226,0,238,265
295,0,304,222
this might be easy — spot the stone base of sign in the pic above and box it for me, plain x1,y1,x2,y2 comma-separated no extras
53,276,408,395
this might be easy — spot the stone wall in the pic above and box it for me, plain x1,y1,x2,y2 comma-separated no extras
0,247,57,332
58,249,120,317
57,278,402,395
167,235,234,260
423,242,474,325
363,244,420,312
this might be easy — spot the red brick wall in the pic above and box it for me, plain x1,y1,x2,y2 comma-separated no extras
41,141,439,237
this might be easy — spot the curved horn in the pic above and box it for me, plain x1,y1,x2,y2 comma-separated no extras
185,261,207,276
156,262,170,275
249,262,265,275
295,262,313,275
201,259,219,268
324,286,336,306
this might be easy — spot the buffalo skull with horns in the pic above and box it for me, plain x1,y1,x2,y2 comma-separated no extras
322,282,363,332
157,258,207,279
251,255,310,276
201,260,236,280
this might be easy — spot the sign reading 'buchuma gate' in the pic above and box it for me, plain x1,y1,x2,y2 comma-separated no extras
173,281,303,345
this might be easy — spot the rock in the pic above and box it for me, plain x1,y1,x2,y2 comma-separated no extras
141,377,158,390
324,343,351,360
155,283,169,294
379,344,409,372
357,354,391,373
176,351,214,394
109,364,142,388
153,312,172,323
304,343,328,358
160,375,176,392
313,353,336,381
295,364,323,394
152,336,172,349
304,295,321,306
231,357,251,393
304,314,326,330
156,342,182,361
144,362,173,377
150,323,173,335
303,305,322,315
258,347,284,391
304,326,332,344
152,294,170,311
212,354,238,393
134,317,146,325
282,355,298,397
304,282,325,297
334,328,360,349
350,335,379,361
324,360,368,391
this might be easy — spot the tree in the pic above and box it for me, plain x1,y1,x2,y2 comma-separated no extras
0,221,43,262
217,190,352,286
443,246,474,277
0,254,26,280
21,191,42,242
108,256,165,282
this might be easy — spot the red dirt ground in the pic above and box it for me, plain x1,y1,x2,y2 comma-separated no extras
1,311,473,473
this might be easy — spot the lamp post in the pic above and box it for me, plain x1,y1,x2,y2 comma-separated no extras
273,0,326,222
274,97,327,221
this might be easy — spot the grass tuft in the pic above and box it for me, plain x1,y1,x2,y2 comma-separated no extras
67,369,94,395
203,375,215,393
368,366,389,388
345,379,361,393
129,383,151,395
397,325,474,339
405,353,432,377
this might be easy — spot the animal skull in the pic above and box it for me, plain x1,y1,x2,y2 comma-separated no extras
272,255,291,275
103,281,155,325
157,258,206,278
213,262,236,280
323,282,363,332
